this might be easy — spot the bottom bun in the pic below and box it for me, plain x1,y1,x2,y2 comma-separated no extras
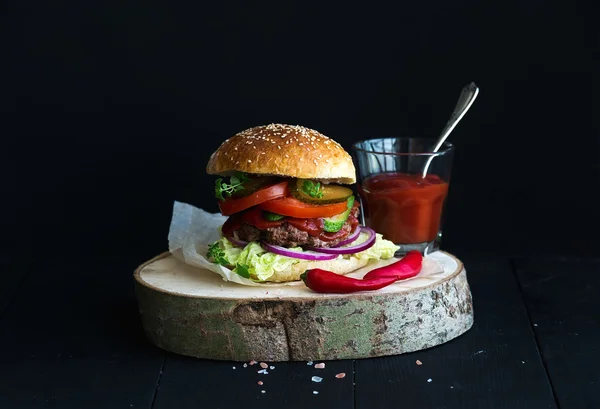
265,256,370,283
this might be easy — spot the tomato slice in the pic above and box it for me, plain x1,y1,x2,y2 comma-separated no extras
241,206,285,230
221,212,244,238
259,196,349,218
218,181,289,216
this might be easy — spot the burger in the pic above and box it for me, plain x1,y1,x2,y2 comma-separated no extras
205,123,399,282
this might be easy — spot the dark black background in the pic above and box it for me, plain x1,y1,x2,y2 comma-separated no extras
2,0,599,266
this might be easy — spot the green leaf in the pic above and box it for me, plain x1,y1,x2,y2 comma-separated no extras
214,172,250,201
302,180,324,198
207,242,228,266
235,263,250,278
214,178,224,201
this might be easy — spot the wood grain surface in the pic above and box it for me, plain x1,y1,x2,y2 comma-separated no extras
514,257,600,409
134,251,474,361
2,254,595,408
354,257,557,409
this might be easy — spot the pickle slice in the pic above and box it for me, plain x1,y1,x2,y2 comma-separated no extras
263,211,285,221
292,179,353,204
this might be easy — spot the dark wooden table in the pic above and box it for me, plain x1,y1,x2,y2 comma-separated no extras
1,252,598,409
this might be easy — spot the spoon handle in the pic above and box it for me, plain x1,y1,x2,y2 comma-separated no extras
422,82,479,177
433,82,479,152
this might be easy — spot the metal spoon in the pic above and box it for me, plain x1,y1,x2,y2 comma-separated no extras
422,82,480,177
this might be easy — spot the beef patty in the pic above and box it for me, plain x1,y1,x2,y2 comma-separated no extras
235,206,360,248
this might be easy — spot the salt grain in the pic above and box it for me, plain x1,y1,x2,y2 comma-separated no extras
311,376,323,383
260,362,268,369
335,373,346,379
269,366,275,370
314,363,325,369
243,363,248,368
261,390,266,394
232,366,236,370
250,360,257,365
257,381,263,385
416,360,422,366
313,391,319,395
307,361,313,365
427,378,432,383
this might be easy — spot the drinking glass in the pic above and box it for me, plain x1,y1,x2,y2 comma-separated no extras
351,137,454,255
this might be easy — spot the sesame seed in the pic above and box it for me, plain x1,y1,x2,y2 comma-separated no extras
248,159,252,163
299,143,303,146
261,152,266,154
285,154,289,158
260,362,268,368
277,146,281,149
313,159,318,165
234,147,238,150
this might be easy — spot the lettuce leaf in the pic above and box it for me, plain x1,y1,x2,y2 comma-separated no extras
208,234,399,282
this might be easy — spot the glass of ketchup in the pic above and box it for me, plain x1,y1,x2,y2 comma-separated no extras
352,137,454,255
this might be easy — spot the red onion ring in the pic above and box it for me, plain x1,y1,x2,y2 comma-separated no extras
260,242,338,261
332,225,362,248
303,226,376,255
225,236,248,248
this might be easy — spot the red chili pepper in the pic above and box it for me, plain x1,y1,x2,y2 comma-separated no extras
301,269,399,294
363,250,423,280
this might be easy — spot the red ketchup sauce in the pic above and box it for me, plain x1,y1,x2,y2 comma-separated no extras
357,172,449,244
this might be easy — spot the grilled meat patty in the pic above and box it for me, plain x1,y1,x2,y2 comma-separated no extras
235,206,359,248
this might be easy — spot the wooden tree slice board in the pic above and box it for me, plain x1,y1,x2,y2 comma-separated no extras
133,251,474,362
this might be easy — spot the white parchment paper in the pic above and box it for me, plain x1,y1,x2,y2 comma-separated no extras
167,201,444,287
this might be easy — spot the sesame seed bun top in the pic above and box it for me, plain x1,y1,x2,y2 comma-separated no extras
206,124,356,184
